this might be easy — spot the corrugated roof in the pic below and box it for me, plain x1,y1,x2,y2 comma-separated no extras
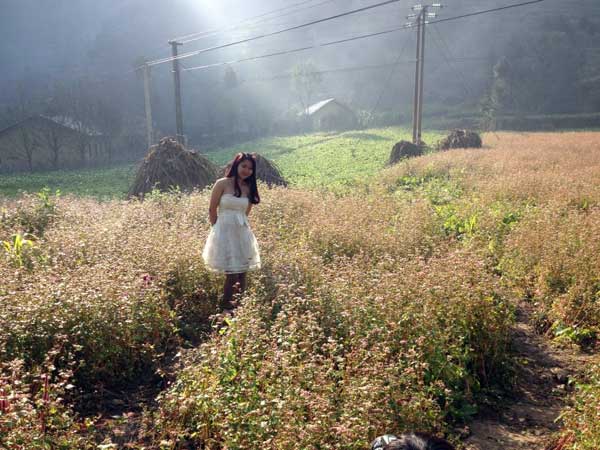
0,115,102,138
304,98,336,115
44,115,103,136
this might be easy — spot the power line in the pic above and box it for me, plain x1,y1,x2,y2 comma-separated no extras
146,0,404,67
177,0,341,44
147,0,547,69
176,0,545,79
174,0,330,43
50,0,547,92
181,6,395,49
429,25,473,98
185,56,491,89
183,45,314,72
368,34,415,117
181,26,411,72
427,0,546,26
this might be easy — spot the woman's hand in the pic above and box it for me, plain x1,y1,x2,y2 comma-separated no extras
209,179,225,226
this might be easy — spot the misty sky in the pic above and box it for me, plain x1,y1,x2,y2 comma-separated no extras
1,0,532,84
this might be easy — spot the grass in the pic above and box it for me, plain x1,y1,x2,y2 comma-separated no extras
0,164,136,199
204,127,445,191
0,127,445,198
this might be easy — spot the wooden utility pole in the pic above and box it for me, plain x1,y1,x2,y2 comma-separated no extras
142,63,154,149
169,40,185,144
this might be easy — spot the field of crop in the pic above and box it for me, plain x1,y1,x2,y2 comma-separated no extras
1,131,599,449
0,165,136,199
0,128,445,198
204,128,445,191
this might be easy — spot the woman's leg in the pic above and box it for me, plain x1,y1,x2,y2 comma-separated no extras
222,274,238,308
237,272,247,294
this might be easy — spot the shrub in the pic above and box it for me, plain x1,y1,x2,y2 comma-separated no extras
498,207,600,334
551,365,600,450
154,250,513,449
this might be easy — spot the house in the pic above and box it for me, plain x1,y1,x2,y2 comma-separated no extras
300,98,358,131
0,115,110,173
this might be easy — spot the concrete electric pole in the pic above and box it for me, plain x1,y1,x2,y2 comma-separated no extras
408,3,443,144
142,63,154,149
169,40,185,145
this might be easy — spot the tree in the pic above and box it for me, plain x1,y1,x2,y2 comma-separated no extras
223,65,239,90
40,121,69,170
92,99,123,164
291,61,323,115
14,85,40,172
46,81,97,166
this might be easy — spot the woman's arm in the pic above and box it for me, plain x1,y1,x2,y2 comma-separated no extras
208,180,224,225
246,202,253,216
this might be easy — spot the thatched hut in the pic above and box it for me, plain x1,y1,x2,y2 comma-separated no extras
128,137,219,198
388,140,424,165
437,129,482,150
221,153,287,187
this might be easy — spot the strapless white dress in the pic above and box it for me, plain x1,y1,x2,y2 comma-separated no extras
202,194,261,274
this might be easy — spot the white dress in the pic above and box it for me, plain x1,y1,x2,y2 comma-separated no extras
202,193,261,274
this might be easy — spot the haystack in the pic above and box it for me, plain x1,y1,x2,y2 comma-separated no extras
388,140,423,165
128,137,219,197
221,153,287,187
437,129,482,150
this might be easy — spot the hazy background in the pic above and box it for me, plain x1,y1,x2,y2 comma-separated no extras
2,0,600,150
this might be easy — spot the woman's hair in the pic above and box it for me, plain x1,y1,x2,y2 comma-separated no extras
371,433,455,450
374,433,455,450
225,152,260,205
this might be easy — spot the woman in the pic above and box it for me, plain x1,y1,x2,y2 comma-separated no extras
202,152,261,310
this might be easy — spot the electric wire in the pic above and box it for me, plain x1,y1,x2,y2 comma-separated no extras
368,34,415,117
145,0,404,67
174,0,335,43
146,0,547,69
177,0,342,44
428,25,473,98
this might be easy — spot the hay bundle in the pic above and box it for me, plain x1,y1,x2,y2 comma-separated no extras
128,137,219,197
221,153,287,187
388,140,423,165
437,129,482,150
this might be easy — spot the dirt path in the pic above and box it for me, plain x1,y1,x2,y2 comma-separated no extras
464,303,599,450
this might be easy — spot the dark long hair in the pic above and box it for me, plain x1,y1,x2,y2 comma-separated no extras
225,152,260,205
383,433,455,450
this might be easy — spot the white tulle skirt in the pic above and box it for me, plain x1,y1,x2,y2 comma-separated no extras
202,215,261,274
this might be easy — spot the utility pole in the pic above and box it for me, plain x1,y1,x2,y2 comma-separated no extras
407,3,443,145
142,63,154,149
169,40,185,144
411,11,422,144
417,8,426,144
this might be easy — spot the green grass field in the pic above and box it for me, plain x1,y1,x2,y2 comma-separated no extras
0,164,136,199
0,127,444,198
205,128,445,191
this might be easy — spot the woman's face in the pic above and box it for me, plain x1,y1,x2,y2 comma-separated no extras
237,159,253,180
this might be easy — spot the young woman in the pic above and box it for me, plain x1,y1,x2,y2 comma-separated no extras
202,152,261,310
